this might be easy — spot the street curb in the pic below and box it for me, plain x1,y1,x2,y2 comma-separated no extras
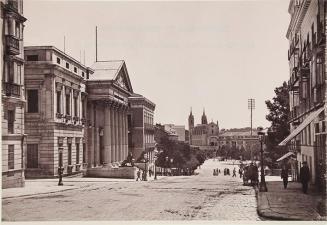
255,185,323,221
2,186,80,200
255,188,297,221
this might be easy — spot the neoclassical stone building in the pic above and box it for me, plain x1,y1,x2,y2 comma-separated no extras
1,0,27,188
86,60,132,167
24,46,93,177
22,49,156,178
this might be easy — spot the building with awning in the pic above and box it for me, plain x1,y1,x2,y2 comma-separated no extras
285,0,326,188
279,106,324,146
276,152,295,162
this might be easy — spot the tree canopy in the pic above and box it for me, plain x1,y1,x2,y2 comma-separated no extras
265,81,290,168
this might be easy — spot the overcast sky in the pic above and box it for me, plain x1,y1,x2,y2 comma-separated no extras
24,0,290,130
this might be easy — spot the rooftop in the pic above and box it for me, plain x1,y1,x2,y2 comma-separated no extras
90,60,125,81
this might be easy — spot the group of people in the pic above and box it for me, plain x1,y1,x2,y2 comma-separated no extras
213,168,221,176
212,167,239,177
136,169,153,181
281,161,310,194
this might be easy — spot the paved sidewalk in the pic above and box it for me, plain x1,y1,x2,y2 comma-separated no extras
257,180,326,220
2,176,163,199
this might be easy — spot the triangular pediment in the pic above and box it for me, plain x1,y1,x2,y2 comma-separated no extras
114,62,133,93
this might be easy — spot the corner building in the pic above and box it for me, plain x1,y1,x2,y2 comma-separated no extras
281,0,326,190
24,46,93,177
1,0,27,188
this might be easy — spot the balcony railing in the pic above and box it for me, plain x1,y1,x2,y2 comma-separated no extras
3,82,20,97
5,35,20,55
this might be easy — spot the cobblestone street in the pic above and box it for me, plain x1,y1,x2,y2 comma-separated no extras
2,160,262,221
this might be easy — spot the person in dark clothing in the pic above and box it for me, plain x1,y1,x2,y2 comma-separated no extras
281,165,289,189
300,161,310,194
232,168,237,177
136,169,141,181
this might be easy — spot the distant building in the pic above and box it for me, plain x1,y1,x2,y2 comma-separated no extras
188,108,219,152
1,0,27,188
164,124,185,142
218,129,259,154
154,124,178,142
280,0,326,187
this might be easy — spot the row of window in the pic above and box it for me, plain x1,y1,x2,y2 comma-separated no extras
26,55,89,79
26,143,86,169
26,88,85,119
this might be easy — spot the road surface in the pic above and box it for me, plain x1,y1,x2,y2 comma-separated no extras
2,159,262,221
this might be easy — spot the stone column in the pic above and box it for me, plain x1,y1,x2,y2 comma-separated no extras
87,102,94,167
93,104,98,167
124,110,128,159
122,109,126,160
110,106,116,163
121,109,125,161
104,105,111,165
114,107,119,162
118,107,122,162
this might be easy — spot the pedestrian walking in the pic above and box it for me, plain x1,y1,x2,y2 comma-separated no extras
239,168,243,178
213,169,216,176
300,161,310,194
136,169,141,181
232,168,236,177
281,164,289,189
218,169,221,174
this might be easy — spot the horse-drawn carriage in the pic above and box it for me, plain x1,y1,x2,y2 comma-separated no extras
242,163,259,186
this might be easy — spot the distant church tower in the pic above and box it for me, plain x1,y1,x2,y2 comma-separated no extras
188,108,194,145
201,108,208,125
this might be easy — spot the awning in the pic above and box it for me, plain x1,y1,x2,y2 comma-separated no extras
276,152,294,162
279,106,325,146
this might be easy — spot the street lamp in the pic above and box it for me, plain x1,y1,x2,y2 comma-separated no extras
257,127,267,192
144,152,148,181
154,146,159,180
170,158,174,176
165,156,169,176
58,147,64,186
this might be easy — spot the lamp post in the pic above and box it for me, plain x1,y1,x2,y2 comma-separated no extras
257,127,267,192
154,146,159,180
165,156,169,176
144,152,148,181
170,158,174,176
58,148,64,186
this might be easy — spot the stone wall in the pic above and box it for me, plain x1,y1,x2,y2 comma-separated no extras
86,166,136,179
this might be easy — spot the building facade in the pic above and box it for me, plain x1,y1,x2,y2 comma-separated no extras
1,0,27,188
86,60,133,168
218,129,259,158
24,46,93,177
128,93,156,171
281,0,326,188
188,109,220,152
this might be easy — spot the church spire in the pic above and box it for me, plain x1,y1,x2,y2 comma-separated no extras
201,107,208,124
188,107,194,129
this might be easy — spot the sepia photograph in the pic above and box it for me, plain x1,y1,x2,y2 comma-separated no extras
1,0,327,222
